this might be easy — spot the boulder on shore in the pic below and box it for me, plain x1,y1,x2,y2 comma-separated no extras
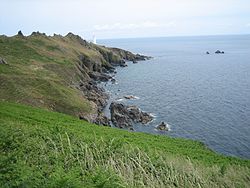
109,102,153,128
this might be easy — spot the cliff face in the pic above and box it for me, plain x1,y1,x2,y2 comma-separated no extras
0,31,149,125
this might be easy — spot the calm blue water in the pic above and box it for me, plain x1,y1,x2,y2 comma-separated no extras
98,35,250,159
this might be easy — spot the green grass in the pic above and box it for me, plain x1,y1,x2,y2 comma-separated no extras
0,35,97,116
1,101,249,187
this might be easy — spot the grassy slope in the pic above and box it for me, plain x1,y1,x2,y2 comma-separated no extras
1,102,249,187
0,34,123,117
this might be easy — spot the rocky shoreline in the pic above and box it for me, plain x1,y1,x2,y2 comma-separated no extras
76,42,171,131
76,40,152,128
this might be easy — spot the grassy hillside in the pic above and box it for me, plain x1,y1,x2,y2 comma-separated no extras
1,101,249,187
0,32,141,118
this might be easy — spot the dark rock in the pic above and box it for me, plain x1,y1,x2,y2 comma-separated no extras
140,112,154,124
120,64,128,67
110,102,153,128
0,58,7,65
215,50,225,54
89,72,112,82
206,51,210,54
129,127,134,131
94,113,111,126
111,78,116,84
17,30,24,36
156,122,169,131
124,95,137,100
133,60,138,64
79,82,109,112
31,31,46,36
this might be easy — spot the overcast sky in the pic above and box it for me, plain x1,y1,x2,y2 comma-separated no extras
1,0,250,39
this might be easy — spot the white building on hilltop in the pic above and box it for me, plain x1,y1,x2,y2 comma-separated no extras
93,35,97,44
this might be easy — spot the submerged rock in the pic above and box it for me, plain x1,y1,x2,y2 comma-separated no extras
109,102,153,128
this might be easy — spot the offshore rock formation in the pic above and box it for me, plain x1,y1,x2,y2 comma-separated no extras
110,102,153,128
156,122,169,131
215,50,225,54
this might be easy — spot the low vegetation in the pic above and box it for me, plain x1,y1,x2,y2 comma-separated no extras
0,32,132,117
1,102,249,187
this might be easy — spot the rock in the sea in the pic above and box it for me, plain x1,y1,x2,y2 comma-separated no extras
215,50,225,54
206,51,210,54
0,58,7,65
133,60,138,64
156,122,169,131
124,95,137,100
111,78,116,84
120,63,128,67
110,102,153,128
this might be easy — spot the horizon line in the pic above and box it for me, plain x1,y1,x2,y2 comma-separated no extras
97,33,250,41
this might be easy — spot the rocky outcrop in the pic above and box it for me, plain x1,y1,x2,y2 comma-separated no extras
215,50,225,54
110,102,153,128
79,81,109,112
109,48,151,62
79,112,110,126
17,30,24,37
89,72,112,82
156,122,169,131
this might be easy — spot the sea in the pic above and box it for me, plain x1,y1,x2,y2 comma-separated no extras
98,35,250,159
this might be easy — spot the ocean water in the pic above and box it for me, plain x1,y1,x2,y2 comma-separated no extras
98,35,250,159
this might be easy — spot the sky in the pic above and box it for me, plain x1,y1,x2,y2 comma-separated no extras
1,0,250,39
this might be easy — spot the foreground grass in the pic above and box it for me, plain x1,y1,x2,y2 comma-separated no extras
0,102,250,187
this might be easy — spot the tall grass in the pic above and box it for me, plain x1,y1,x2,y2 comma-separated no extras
1,102,249,187
30,132,249,188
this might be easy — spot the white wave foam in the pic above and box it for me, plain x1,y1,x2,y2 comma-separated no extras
116,98,124,102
